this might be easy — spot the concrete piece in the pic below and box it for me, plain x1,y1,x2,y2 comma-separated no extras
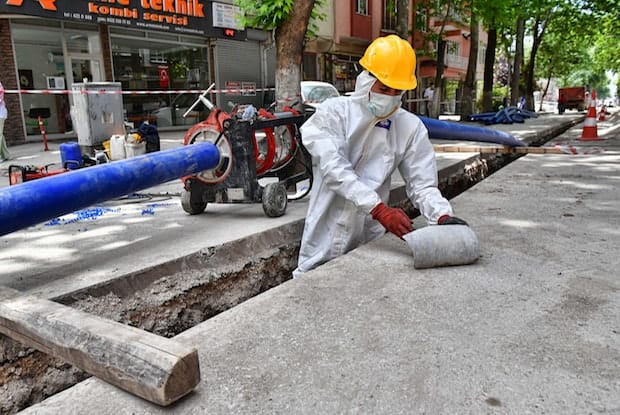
403,224,479,269
0,286,200,406
20,112,620,414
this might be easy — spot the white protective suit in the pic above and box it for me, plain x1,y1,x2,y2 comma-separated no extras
293,71,453,277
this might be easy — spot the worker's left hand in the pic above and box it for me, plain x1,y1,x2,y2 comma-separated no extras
438,215,468,226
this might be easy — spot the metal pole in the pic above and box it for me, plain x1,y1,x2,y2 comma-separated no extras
0,142,220,236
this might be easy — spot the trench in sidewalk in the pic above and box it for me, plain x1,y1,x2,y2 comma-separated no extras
0,122,575,414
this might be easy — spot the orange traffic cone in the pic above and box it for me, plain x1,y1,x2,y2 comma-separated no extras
581,91,600,141
598,104,606,121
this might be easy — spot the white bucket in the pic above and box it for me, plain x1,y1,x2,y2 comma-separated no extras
125,142,146,158
110,134,126,160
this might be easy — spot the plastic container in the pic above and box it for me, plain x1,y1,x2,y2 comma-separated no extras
109,134,126,160
59,142,83,170
102,139,111,160
125,142,146,158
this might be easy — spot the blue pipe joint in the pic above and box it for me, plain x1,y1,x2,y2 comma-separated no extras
420,116,525,147
0,142,220,237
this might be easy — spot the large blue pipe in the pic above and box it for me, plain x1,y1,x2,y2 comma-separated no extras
0,142,220,237
420,116,525,147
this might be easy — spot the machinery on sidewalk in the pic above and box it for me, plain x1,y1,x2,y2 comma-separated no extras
8,144,109,186
179,85,313,218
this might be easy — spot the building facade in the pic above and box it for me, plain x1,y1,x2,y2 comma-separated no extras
303,0,486,115
0,0,275,145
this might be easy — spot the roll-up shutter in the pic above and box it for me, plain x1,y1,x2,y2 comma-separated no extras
214,39,263,108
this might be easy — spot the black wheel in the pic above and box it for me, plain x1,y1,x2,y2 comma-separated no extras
181,189,207,215
262,182,287,217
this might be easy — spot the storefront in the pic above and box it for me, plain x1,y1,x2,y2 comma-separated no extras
0,0,266,144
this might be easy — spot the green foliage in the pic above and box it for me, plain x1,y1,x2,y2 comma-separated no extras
593,18,620,73
476,85,509,111
563,67,609,96
534,6,591,84
234,0,326,36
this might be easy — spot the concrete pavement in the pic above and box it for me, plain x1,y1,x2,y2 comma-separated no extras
17,109,620,414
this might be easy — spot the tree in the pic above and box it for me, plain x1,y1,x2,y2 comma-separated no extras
234,0,324,110
395,0,410,39
511,17,525,107
534,8,591,110
458,9,478,118
475,0,515,112
414,0,468,118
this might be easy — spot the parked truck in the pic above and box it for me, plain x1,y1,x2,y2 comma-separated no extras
558,86,587,114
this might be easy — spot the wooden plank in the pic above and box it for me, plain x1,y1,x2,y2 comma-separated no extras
0,286,200,406
433,145,569,154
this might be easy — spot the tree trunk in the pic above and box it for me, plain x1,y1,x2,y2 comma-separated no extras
539,69,553,112
274,0,315,111
511,17,524,107
432,38,447,118
524,11,552,112
396,0,409,39
482,26,497,112
459,13,479,119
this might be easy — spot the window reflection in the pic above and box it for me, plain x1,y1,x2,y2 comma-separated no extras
111,32,210,128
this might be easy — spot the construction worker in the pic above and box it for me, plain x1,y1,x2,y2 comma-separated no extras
293,35,467,278
423,82,434,116
0,81,10,162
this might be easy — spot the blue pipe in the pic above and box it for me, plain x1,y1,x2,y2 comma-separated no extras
420,116,525,147
0,142,220,237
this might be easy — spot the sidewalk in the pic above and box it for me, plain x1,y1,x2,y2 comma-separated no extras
20,110,620,414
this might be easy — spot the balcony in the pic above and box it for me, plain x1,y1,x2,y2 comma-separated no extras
445,54,468,70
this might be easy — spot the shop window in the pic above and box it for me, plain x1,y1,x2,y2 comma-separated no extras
333,59,358,93
11,20,102,135
110,29,210,128
303,53,317,80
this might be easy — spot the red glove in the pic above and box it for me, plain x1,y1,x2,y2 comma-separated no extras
370,202,413,238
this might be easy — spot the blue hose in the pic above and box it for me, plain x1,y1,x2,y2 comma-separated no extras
0,142,220,237
420,116,525,147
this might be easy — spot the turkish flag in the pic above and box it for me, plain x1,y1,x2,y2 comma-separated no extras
159,66,169,88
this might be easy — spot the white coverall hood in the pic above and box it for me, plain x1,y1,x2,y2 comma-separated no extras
293,71,453,278
349,70,376,102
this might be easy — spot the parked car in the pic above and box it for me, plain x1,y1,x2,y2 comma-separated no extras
300,81,340,118
151,93,209,127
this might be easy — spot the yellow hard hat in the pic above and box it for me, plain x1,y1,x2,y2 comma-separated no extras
359,35,417,91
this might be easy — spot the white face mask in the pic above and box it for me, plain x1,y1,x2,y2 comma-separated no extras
367,91,403,118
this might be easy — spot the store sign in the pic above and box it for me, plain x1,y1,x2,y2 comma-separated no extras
0,0,246,40
212,2,242,30
225,81,241,95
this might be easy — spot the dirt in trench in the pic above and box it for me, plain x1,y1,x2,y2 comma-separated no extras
0,244,298,414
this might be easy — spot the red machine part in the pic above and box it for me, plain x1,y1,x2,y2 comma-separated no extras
254,104,299,174
9,164,67,186
183,104,301,184
182,108,234,185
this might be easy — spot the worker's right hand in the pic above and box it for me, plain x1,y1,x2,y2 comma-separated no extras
370,202,413,238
